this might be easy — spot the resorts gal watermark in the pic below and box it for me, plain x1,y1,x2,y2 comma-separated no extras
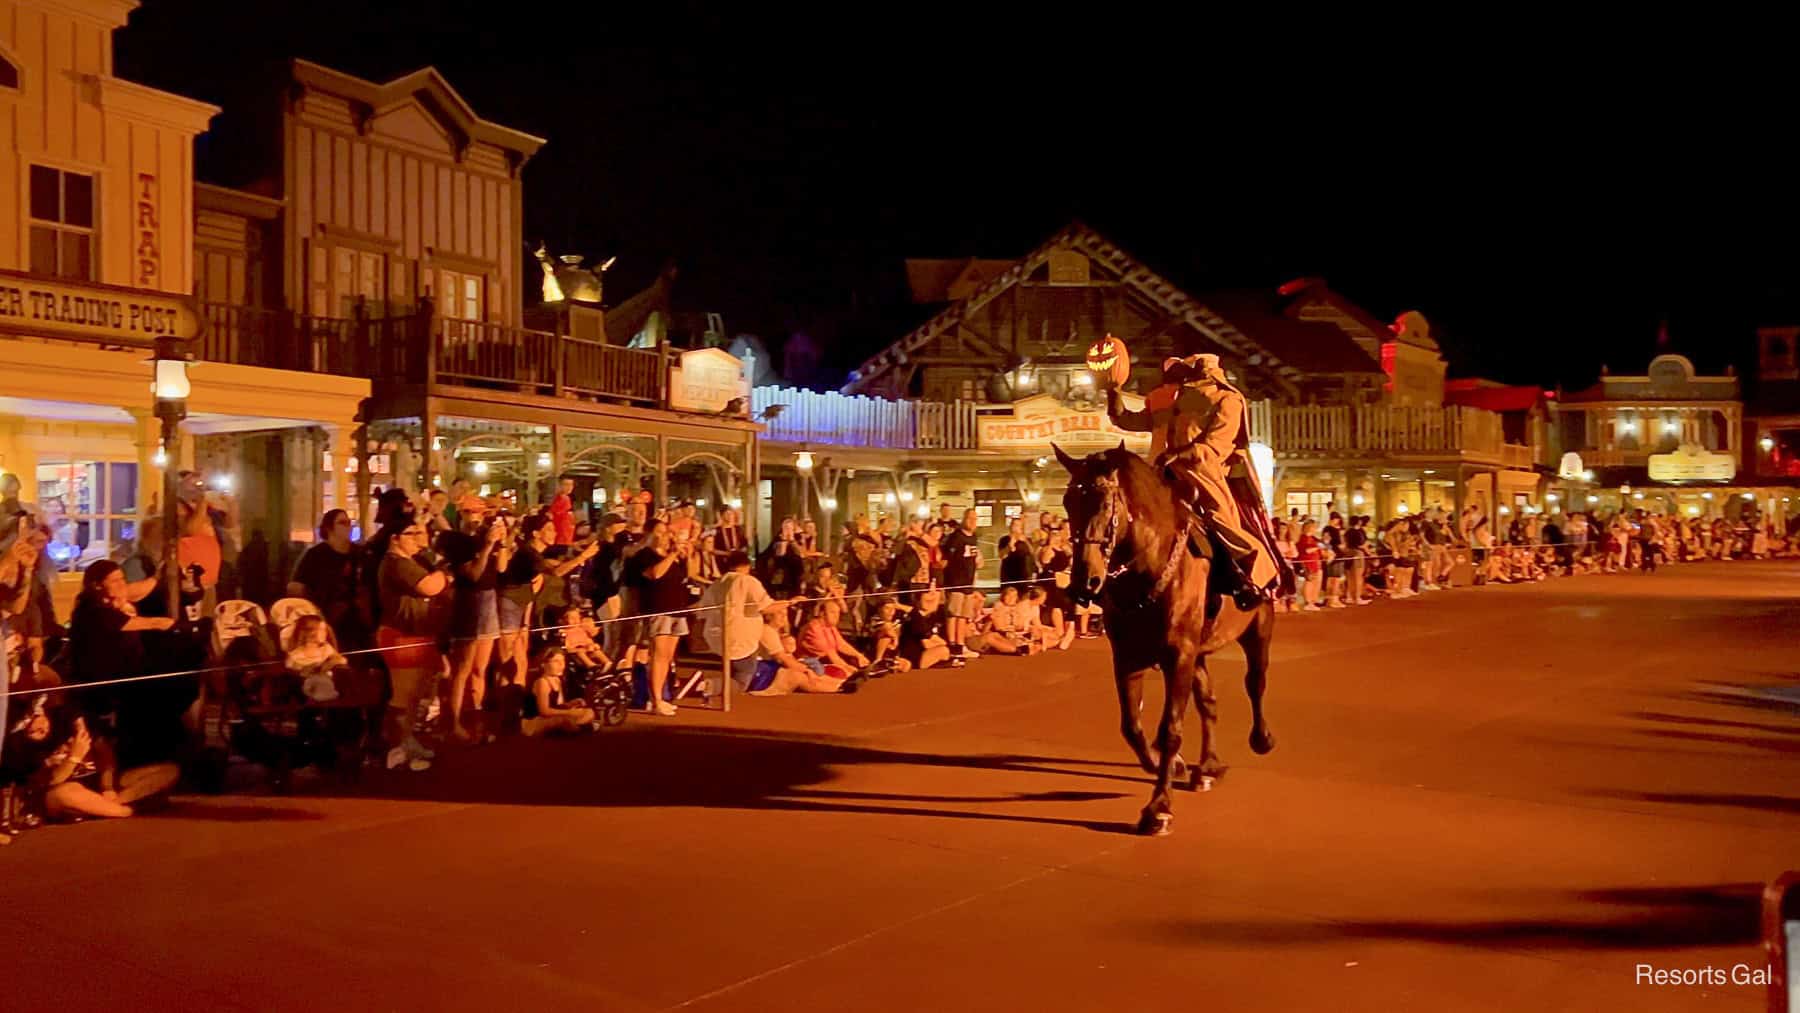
1635,963,1773,986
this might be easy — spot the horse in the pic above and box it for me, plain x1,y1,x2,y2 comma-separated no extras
1054,442,1277,837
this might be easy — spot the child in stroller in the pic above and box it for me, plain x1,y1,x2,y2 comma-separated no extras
286,614,347,703
542,606,630,727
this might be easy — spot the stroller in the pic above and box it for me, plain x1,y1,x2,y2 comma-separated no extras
216,599,371,791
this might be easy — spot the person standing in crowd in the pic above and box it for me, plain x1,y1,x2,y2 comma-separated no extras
376,521,446,770
549,477,577,546
843,516,881,618
759,517,806,600
939,509,982,659
1344,516,1371,605
888,519,933,597
1295,519,1324,611
438,496,510,743
287,509,368,650
624,519,693,716
502,514,600,686
1000,521,1036,591
583,512,631,660
421,488,455,535
712,505,747,570
1320,512,1347,608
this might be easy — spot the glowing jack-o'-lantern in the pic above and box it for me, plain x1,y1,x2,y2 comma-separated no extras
1084,333,1131,386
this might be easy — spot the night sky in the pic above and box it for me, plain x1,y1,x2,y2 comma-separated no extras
116,2,1799,392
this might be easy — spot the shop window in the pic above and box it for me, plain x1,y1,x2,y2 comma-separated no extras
28,165,95,280
1283,490,1334,521
35,460,138,572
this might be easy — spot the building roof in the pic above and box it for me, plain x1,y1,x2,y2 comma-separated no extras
1442,380,1551,413
849,223,1355,398
290,59,547,163
1195,290,1383,376
903,259,1014,304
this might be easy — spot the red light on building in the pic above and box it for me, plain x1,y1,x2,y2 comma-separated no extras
1380,341,1396,392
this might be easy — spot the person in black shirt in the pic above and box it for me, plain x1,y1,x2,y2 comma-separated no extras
758,517,805,599
287,509,368,648
898,587,954,670
939,509,982,656
437,497,510,742
625,520,693,716
1344,516,1371,605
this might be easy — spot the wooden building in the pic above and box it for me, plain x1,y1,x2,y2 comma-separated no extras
185,59,760,538
770,224,1538,560
0,0,369,611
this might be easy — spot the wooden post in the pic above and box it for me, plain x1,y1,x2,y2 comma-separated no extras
718,592,732,714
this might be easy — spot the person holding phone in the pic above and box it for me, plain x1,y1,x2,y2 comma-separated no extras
436,496,510,742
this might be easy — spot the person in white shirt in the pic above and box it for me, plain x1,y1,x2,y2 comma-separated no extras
698,551,841,694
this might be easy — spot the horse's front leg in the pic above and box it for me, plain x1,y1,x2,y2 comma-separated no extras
1138,654,1195,836
1192,656,1227,789
1242,602,1277,755
1113,655,1158,775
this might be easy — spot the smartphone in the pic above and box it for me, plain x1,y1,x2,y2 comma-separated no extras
1768,872,1800,1012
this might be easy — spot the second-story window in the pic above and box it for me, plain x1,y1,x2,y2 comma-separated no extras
29,165,95,280
435,269,484,321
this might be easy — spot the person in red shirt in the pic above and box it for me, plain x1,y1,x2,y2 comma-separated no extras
797,598,871,678
1295,519,1324,611
549,477,576,545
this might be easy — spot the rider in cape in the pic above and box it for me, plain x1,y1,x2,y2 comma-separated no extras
1106,352,1290,611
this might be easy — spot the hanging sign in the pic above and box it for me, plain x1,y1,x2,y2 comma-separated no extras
977,393,1152,453
1647,444,1735,482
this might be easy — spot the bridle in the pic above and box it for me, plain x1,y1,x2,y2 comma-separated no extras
1072,470,1189,601
1074,479,1134,584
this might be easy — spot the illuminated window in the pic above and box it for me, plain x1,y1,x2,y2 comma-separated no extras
433,269,486,321
29,166,94,280
34,460,139,571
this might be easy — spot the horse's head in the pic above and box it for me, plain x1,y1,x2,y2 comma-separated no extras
1055,441,1139,605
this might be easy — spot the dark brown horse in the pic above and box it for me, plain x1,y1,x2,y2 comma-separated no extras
1054,442,1277,836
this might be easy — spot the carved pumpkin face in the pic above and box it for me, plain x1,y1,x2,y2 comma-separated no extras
1084,334,1130,385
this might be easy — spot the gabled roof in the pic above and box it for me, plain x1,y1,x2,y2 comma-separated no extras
904,258,1014,303
290,59,546,163
1196,290,1383,376
848,223,1332,397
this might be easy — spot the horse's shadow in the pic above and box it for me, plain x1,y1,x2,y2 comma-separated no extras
309,727,1149,835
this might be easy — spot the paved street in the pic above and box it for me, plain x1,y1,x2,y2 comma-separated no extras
4,562,1797,1012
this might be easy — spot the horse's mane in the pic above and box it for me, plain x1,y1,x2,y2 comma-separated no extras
1098,447,1177,535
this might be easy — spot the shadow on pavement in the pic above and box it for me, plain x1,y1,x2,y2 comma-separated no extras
1627,711,1800,737
301,727,1149,835
1583,789,1800,816
1140,882,1763,950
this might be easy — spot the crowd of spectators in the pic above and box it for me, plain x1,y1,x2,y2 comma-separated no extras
3,471,1796,843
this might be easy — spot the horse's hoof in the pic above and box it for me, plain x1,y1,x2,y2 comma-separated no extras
1136,811,1174,837
1167,755,1189,782
1195,775,1216,792
1197,760,1229,787
1250,728,1276,755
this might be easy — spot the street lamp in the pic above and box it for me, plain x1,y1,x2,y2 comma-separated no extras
794,449,814,474
151,338,191,621
1761,436,1776,452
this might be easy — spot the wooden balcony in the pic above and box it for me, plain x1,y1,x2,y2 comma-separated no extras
195,303,664,406
752,386,980,450
1247,400,1534,465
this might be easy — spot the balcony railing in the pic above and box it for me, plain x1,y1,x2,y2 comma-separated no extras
751,386,980,450
1247,400,1523,460
192,303,663,406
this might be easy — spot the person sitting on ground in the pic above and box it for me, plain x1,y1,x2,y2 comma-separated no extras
797,598,874,677
899,587,955,670
862,599,911,670
521,648,597,736
285,614,347,703
982,585,1047,655
1024,585,1077,649
698,550,845,695
1,704,176,821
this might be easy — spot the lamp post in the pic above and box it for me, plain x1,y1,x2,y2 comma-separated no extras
152,337,191,622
